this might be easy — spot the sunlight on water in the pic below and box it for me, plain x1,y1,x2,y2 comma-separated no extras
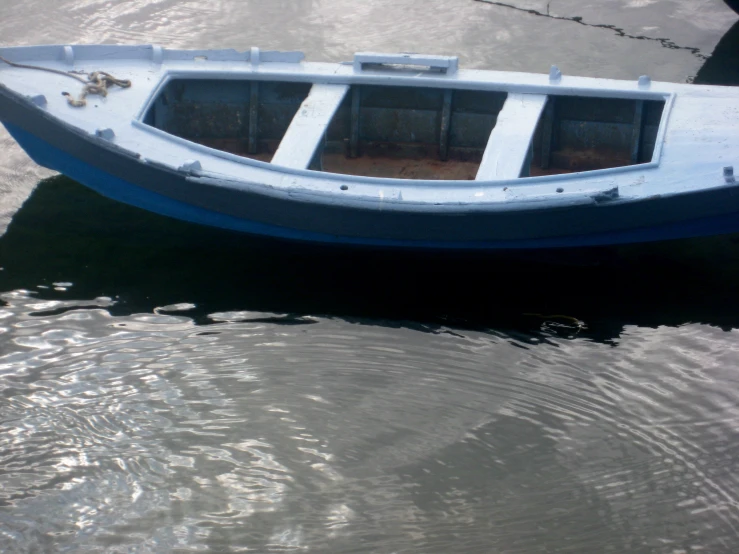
2,0,739,551
1,289,739,551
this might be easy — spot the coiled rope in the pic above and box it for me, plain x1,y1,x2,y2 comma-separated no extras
0,55,131,107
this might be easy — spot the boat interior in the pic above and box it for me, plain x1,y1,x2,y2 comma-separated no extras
143,77,665,181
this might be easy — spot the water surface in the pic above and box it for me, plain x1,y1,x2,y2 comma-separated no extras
2,1,739,552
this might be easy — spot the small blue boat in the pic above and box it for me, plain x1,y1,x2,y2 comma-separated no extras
1,44,738,249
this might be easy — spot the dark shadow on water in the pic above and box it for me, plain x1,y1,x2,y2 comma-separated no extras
2,176,739,342
694,19,739,85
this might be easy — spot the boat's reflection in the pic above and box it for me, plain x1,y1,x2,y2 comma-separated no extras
2,175,739,342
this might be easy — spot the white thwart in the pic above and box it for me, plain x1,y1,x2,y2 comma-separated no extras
476,93,548,181
271,83,350,170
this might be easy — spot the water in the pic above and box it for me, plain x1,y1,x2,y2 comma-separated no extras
2,1,739,552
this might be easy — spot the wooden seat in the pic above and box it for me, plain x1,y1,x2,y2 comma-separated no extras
475,93,548,181
270,83,350,169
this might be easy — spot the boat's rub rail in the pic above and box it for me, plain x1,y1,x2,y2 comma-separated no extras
185,167,625,212
164,47,305,64
0,44,305,65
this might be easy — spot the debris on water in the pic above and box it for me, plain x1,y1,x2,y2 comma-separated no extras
523,312,588,334
154,302,197,313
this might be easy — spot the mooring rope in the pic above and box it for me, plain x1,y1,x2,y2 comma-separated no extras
0,55,131,107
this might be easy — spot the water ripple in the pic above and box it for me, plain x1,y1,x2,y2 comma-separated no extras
2,0,739,549
0,289,737,551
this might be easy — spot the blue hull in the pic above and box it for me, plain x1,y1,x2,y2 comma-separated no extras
8,121,739,250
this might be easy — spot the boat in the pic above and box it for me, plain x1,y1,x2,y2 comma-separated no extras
1,44,738,250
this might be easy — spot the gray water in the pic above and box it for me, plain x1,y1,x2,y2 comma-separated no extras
2,1,739,552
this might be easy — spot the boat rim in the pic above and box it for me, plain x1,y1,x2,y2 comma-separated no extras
131,67,676,189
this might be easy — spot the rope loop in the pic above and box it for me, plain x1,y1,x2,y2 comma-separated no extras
0,55,131,108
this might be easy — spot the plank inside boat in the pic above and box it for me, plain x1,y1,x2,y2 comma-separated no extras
144,79,665,180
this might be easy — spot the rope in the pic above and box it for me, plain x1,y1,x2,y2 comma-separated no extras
0,55,131,108
62,71,132,107
0,55,88,83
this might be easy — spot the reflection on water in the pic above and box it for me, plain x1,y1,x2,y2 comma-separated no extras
2,289,739,552
4,177,739,340
3,0,739,552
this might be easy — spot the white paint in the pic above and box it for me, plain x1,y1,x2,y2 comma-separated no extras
271,84,350,170
476,93,548,181
63,45,74,66
29,94,47,107
353,52,458,74
151,45,163,65
549,65,562,84
178,160,202,173
95,128,115,140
